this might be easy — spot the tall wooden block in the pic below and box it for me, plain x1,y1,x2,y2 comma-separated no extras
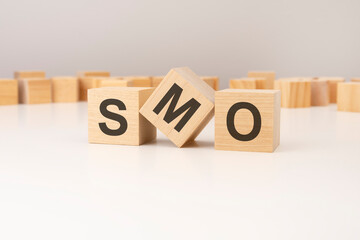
98,79,133,88
215,89,280,152
201,76,219,90
77,71,110,77
351,78,360,83
311,79,329,106
88,87,156,145
124,76,152,87
151,76,164,88
247,71,276,89
140,67,215,147
275,79,311,108
0,79,18,105
229,78,266,89
79,77,98,101
317,77,345,103
337,83,360,112
14,71,45,79
51,77,79,103
18,78,51,104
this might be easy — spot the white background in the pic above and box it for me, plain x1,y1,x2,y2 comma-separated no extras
1,0,360,87
1,103,360,239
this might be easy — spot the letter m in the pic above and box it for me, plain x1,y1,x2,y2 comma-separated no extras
153,83,201,132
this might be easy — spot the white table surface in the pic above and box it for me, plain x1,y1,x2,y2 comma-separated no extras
0,102,360,240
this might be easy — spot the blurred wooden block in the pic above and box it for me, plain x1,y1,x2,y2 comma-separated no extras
98,78,133,88
275,78,311,108
337,82,360,112
248,71,276,89
201,76,219,90
51,77,79,103
351,78,360,83
77,71,110,77
140,67,215,147
124,76,152,87
88,87,156,145
311,79,329,106
14,71,45,79
0,79,18,105
151,76,164,88
215,89,280,152
317,77,345,103
229,78,266,89
79,77,98,101
18,78,51,104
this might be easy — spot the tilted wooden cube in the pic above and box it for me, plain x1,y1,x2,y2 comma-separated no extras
275,78,311,108
124,76,152,87
247,71,276,89
140,67,215,147
0,79,18,105
215,89,280,152
77,71,110,78
18,78,52,104
318,77,345,103
14,71,45,79
51,77,79,103
337,82,360,112
311,79,329,106
201,76,219,90
88,87,156,145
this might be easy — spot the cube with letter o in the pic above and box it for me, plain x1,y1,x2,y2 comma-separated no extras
215,89,280,152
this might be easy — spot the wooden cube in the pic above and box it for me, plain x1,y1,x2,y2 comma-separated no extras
351,78,360,83
248,71,276,89
88,87,156,145
151,76,164,88
79,77,98,101
311,79,329,106
14,71,45,79
275,78,311,108
124,76,152,87
18,78,51,104
98,78,133,88
337,82,360,112
0,79,18,105
140,67,215,147
77,71,110,77
318,77,345,103
229,78,267,89
201,76,219,90
51,77,79,103
215,89,280,152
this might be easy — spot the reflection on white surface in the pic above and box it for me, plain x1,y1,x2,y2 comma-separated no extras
0,103,360,240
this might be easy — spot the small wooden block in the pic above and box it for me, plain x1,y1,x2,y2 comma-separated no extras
18,78,51,104
51,77,79,103
151,76,164,88
98,79,133,88
77,71,110,78
14,71,45,79
201,76,219,90
140,67,215,147
351,78,360,83
247,71,276,89
337,82,360,112
275,78,311,108
317,77,345,103
124,76,152,87
311,79,329,106
215,89,280,152
88,87,156,145
229,78,267,89
0,79,18,105
79,77,98,101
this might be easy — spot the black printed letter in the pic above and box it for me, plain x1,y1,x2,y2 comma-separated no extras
99,99,128,136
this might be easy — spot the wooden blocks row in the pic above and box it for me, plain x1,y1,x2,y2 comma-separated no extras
229,78,267,89
88,67,281,152
337,82,360,112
